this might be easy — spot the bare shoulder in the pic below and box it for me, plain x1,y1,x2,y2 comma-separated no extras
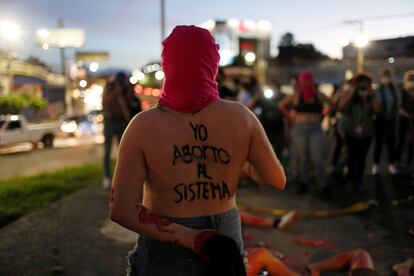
214,99,255,118
211,99,258,131
122,106,162,137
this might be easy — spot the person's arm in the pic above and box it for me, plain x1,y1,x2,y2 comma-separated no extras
109,117,213,251
337,89,355,112
246,92,262,110
368,89,380,113
102,83,122,106
277,95,294,117
318,91,333,106
242,161,264,185
371,97,380,113
246,112,286,190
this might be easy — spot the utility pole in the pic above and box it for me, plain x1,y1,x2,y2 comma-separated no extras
160,0,166,43
343,20,370,72
355,21,365,72
59,19,72,115
6,51,13,95
58,19,65,76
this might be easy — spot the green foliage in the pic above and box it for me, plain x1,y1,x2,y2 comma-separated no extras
0,163,103,227
0,95,25,115
19,94,48,112
0,94,48,115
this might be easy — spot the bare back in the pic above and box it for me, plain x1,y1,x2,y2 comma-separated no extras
113,99,284,218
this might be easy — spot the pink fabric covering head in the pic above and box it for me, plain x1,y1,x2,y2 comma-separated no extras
298,71,317,101
158,25,220,113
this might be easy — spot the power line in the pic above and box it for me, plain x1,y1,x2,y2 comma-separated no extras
298,12,414,36
343,12,414,23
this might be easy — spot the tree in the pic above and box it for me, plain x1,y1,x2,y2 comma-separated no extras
276,32,330,65
25,56,53,72
0,94,48,115
279,32,295,47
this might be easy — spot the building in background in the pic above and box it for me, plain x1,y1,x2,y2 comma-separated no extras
0,57,66,119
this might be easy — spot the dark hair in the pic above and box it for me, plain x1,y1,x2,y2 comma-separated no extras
354,72,372,84
115,71,127,83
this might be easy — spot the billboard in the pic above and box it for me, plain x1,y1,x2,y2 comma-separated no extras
75,51,109,63
201,19,272,66
36,28,85,48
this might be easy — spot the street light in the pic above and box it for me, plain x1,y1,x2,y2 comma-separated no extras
244,52,256,64
155,70,164,80
1,21,21,41
355,35,369,48
1,21,21,95
89,62,99,72
264,88,274,99
355,34,369,72
79,80,87,88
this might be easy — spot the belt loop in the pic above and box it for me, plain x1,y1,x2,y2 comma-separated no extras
209,215,217,229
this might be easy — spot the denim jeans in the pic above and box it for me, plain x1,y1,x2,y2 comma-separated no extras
127,208,243,276
291,122,327,187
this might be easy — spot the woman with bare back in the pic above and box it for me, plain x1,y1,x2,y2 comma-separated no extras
109,25,286,276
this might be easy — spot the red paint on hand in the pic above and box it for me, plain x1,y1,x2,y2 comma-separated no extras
172,239,184,247
138,207,175,234
193,230,219,256
294,235,336,250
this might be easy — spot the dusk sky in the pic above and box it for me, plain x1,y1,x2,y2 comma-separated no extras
1,0,414,72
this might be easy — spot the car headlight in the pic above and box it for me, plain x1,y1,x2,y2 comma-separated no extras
61,120,78,133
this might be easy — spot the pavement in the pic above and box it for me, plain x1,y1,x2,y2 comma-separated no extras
0,173,413,276
0,134,113,181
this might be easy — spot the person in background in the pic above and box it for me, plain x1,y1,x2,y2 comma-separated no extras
396,70,414,173
218,68,238,100
252,80,286,157
102,72,132,189
278,71,330,197
126,82,142,117
237,76,259,110
285,75,300,184
338,73,380,192
329,82,348,177
372,69,400,175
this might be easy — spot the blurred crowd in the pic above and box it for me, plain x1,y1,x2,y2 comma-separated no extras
100,67,414,197
217,68,414,198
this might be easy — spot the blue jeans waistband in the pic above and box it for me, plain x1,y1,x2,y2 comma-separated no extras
143,208,243,255
127,208,243,275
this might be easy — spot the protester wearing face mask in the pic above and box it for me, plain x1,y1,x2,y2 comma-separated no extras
330,80,353,176
372,69,400,175
396,70,414,172
338,73,380,192
278,71,331,197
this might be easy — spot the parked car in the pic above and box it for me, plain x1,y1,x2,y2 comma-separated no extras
60,111,103,137
0,115,61,148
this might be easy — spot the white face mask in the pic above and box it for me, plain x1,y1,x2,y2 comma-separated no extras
342,84,352,92
381,77,391,84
